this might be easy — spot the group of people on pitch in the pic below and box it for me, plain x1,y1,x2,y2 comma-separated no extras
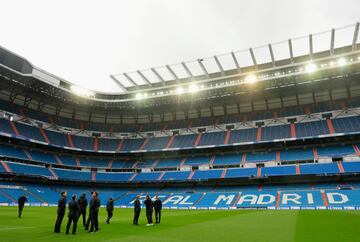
54,191,107,234
133,195,162,226
51,191,162,235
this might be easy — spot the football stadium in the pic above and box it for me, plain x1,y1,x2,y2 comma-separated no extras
1,1,360,242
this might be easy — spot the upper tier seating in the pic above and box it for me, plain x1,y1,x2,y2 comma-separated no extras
213,154,242,166
262,165,297,176
1,115,360,152
6,162,53,177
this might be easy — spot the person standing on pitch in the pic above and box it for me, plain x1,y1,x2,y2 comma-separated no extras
17,194,28,218
85,192,93,230
144,195,153,226
54,191,67,233
77,193,88,227
133,195,141,225
154,196,162,224
88,191,100,233
66,194,79,235
106,197,114,224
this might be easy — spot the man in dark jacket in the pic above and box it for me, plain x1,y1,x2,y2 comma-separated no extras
54,191,67,233
77,193,88,227
66,194,79,235
144,195,153,226
17,194,28,218
154,196,162,224
88,191,100,233
133,195,141,225
84,192,93,230
106,197,114,224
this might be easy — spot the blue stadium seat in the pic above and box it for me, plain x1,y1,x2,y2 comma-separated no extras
246,152,276,163
295,120,329,138
198,132,226,146
299,163,339,175
45,130,69,147
6,162,53,177
332,116,360,133
225,168,257,178
229,128,257,143
280,148,314,162
71,135,94,150
53,168,91,181
16,123,45,142
262,125,291,141
133,172,161,181
317,145,355,157
98,138,119,151
262,165,296,176
184,157,210,167
171,134,197,148
161,171,191,181
121,139,143,151
213,154,242,166
144,136,169,150
191,169,222,179
342,162,360,173
0,144,27,160
156,158,181,168
96,172,133,182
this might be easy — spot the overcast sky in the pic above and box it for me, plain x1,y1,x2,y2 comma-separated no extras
1,0,359,92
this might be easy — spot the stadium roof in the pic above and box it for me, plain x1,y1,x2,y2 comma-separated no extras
0,23,360,123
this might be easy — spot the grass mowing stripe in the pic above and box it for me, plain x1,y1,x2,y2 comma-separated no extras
0,207,359,242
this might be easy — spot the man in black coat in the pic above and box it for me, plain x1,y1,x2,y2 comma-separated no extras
133,195,141,225
106,197,114,224
17,194,28,218
88,191,100,233
66,194,79,235
144,195,153,226
54,191,67,233
84,192,93,230
77,193,88,227
154,196,162,224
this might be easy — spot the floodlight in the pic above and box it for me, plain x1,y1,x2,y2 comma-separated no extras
176,86,184,95
305,63,317,73
245,74,257,84
189,83,199,93
135,93,143,100
337,58,347,66
70,85,94,97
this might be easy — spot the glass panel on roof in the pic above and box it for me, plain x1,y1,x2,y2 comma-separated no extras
253,45,271,64
112,74,134,87
234,50,253,68
334,25,354,48
217,53,237,71
272,41,290,61
128,72,147,85
171,63,190,79
186,60,206,76
141,69,161,84
312,30,331,53
201,57,221,74
292,36,309,58
155,66,175,81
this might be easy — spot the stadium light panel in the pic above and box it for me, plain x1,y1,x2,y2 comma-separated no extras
188,83,199,93
245,74,257,84
176,86,184,95
70,85,94,97
305,63,317,73
135,93,143,100
337,58,347,66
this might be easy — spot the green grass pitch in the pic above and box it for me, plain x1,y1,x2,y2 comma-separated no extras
0,207,359,242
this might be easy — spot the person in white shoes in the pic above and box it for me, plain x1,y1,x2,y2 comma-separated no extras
144,195,153,226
